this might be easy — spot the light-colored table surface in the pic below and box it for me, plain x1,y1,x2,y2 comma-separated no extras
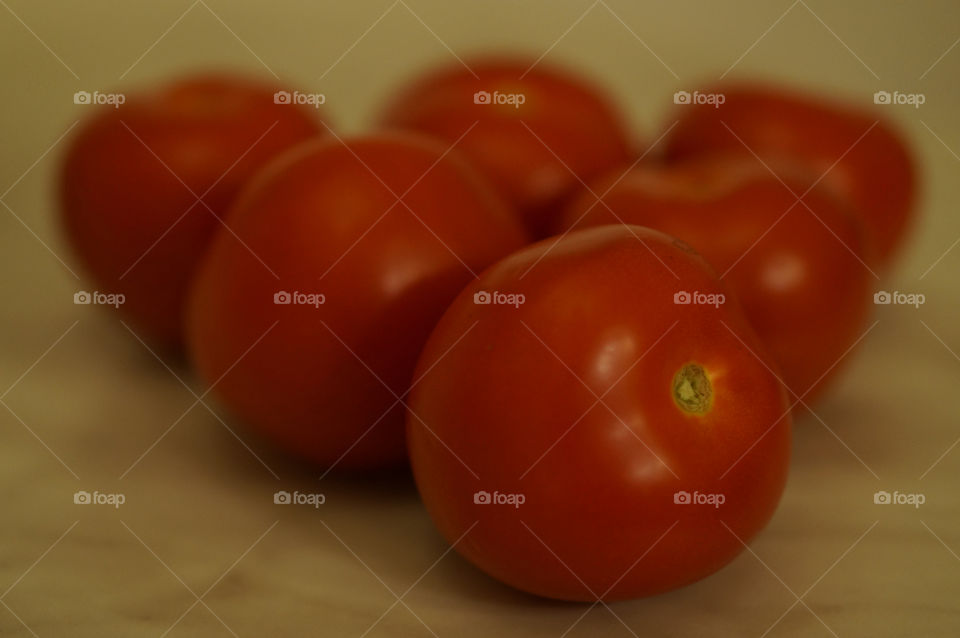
1,1,959,635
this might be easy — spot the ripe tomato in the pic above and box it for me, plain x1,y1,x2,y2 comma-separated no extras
186,133,528,470
381,58,633,236
662,83,916,266
407,225,791,601
60,74,326,348
555,156,875,405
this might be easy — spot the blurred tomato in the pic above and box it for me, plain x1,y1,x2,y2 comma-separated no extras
663,83,916,266
60,74,326,348
408,225,791,601
555,156,875,404
381,58,633,236
186,133,528,470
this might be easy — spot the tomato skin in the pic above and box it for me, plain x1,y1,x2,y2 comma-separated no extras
662,84,916,266
381,58,633,237
407,226,791,601
186,133,528,470
59,74,326,348
555,156,875,405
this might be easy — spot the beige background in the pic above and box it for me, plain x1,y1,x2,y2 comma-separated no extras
1,1,959,636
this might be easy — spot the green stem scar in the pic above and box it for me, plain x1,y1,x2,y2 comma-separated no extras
672,363,713,415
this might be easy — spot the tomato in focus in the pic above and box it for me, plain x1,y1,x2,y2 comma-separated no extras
59,74,327,348
555,156,875,405
407,225,791,601
186,133,528,470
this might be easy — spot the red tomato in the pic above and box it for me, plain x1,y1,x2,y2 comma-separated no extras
186,133,528,470
381,58,634,236
555,156,875,405
407,225,791,601
662,83,916,266
60,74,326,348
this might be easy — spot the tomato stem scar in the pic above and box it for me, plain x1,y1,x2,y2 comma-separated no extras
672,363,713,415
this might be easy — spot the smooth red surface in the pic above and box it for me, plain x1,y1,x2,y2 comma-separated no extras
555,157,875,404
663,83,916,266
407,226,791,601
381,58,634,236
60,74,326,348
187,133,528,470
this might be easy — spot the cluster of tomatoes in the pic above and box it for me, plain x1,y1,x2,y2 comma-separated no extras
59,58,916,602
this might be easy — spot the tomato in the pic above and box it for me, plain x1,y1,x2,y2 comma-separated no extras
60,74,326,348
662,83,916,266
407,225,791,601
555,156,875,405
380,58,633,236
186,133,528,470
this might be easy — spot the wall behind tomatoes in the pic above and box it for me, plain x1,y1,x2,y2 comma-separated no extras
0,1,958,636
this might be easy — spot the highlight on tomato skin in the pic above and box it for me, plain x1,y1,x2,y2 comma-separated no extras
380,57,635,238
554,154,876,407
661,82,918,268
185,131,529,471
59,73,330,350
406,225,792,602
